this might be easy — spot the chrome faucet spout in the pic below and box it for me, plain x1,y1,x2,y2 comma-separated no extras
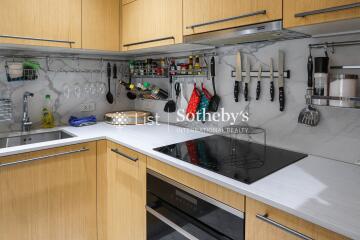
22,92,34,132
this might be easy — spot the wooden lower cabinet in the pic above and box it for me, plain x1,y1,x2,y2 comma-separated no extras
0,142,97,240
245,197,349,240
97,140,147,240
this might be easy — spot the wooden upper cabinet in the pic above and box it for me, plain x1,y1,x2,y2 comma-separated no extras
97,141,147,240
183,0,283,36
122,0,183,51
0,0,81,48
122,0,136,5
82,0,120,51
246,197,349,240
0,142,97,240
284,0,360,29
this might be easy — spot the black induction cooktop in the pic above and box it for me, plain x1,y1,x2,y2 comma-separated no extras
154,135,307,184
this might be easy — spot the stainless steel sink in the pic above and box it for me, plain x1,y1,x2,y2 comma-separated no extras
0,130,74,149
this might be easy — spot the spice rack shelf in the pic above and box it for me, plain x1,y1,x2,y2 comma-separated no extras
310,95,360,108
131,75,169,79
308,40,360,110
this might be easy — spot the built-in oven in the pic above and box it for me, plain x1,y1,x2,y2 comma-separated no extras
147,170,245,240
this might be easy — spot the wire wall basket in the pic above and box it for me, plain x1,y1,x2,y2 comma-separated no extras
0,98,13,121
5,62,39,82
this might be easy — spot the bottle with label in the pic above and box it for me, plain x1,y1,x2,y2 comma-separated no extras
41,94,55,128
170,59,177,76
188,55,193,75
194,55,201,74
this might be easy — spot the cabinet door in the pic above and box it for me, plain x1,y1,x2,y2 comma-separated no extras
0,0,81,48
284,0,360,28
183,0,282,36
0,142,97,240
97,140,146,240
82,0,120,51
245,197,349,240
122,0,182,51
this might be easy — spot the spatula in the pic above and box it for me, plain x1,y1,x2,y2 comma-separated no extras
164,77,176,113
208,56,220,112
106,62,114,104
298,54,320,126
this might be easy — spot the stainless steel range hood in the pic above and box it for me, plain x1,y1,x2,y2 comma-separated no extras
184,21,310,46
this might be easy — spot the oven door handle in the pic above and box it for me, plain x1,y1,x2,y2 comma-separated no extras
146,206,200,240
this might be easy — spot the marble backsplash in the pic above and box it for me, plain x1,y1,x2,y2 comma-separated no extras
1,34,359,165
0,57,131,132
135,34,360,165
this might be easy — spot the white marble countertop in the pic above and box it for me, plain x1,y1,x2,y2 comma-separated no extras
0,122,359,239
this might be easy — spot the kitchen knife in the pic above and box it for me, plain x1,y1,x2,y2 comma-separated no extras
278,50,285,111
113,64,117,79
270,58,275,101
234,51,241,102
244,57,251,101
256,65,262,100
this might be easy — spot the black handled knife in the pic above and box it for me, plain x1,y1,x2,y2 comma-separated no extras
256,65,262,100
278,50,285,111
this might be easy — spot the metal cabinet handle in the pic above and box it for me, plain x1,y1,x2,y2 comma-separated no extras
295,3,360,18
256,214,314,240
0,147,89,168
111,148,138,162
123,36,175,47
186,10,267,29
0,34,75,46
146,206,199,240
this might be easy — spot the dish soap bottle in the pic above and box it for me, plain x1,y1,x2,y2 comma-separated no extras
41,94,55,128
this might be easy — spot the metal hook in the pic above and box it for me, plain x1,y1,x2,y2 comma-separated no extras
77,57,80,72
46,57,50,72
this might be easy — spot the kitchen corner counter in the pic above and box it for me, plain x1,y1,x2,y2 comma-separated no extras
0,122,359,239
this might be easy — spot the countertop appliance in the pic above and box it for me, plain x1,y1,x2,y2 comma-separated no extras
147,170,245,240
154,135,307,184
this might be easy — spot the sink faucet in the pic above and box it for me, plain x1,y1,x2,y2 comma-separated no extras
22,92,34,132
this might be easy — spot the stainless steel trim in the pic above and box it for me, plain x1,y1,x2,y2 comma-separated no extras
309,40,360,49
184,20,309,46
111,148,138,162
123,36,175,47
147,169,244,219
186,10,267,29
146,206,199,240
256,214,313,240
295,3,360,17
0,147,89,168
0,34,75,45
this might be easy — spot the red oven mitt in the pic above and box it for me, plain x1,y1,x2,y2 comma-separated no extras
186,83,201,119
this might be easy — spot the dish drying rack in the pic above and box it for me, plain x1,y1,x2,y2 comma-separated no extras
0,98,13,121
222,125,267,170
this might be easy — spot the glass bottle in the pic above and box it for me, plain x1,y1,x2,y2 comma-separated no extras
41,94,55,128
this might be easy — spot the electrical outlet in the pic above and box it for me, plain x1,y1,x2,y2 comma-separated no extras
80,102,96,112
